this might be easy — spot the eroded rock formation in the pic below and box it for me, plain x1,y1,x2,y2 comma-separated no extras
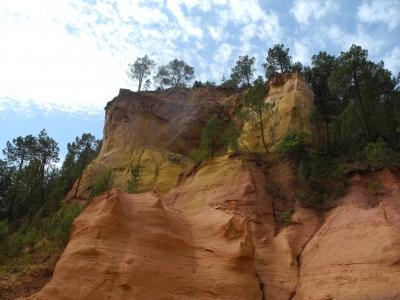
30,75,400,299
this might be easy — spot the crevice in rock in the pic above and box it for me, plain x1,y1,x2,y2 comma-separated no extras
288,290,296,300
255,271,265,300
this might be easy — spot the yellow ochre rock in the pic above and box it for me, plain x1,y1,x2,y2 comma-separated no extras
239,73,314,152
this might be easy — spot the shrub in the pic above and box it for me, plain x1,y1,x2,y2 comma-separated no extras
364,138,393,171
331,164,348,200
278,131,311,160
0,220,8,240
90,168,113,197
367,181,384,194
279,208,294,225
127,165,141,193
46,204,83,245
189,148,209,165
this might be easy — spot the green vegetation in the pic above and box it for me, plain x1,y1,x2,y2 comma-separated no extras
127,165,141,193
277,131,311,161
0,131,99,275
243,80,273,154
190,114,221,165
367,181,384,194
364,139,395,171
279,208,294,225
90,168,113,197
154,59,195,89
127,55,155,92
230,55,256,88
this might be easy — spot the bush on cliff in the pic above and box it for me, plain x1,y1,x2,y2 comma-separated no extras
364,138,396,171
127,165,141,193
90,168,113,198
278,131,312,161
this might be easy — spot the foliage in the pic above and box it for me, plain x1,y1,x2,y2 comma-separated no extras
222,121,241,151
243,80,272,154
364,138,394,171
200,114,221,157
190,114,221,164
44,204,83,245
189,148,209,165
367,181,384,194
1,129,60,221
263,44,292,78
64,133,101,199
265,181,283,200
127,165,141,193
192,80,216,88
127,55,155,92
90,168,113,198
220,75,240,90
277,131,311,161
279,208,294,225
0,204,83,263
230,55,256,87
0,130,98,266
154,59,195,89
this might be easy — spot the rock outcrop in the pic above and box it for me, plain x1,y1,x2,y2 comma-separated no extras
30,75,400,299
30,162,400,299
239,73,314,152
66,87,229,199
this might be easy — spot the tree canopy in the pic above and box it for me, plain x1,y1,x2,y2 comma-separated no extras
154,59,195,89
263,44,292,78
127,55,155,92
230,55,256,87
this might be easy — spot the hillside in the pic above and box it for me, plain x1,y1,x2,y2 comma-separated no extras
26,74,400,299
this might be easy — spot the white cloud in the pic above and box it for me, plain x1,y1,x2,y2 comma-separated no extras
117,0,169,25
384,47,400,74
208,25,225,41
326,24,385,56
166,0,204,40
290,0,339,26
357,0,400,31
292,40,310,65
214,43,234,63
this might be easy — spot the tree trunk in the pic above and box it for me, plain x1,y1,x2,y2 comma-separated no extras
353,69,371,140
137,74,143,92
259,110,269,154
73,166,84,199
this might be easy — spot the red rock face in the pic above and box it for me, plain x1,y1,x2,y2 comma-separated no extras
29,158,400,299
293,169,400,300
29,82,400,299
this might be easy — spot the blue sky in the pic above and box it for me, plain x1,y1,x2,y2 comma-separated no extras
1,0,399,158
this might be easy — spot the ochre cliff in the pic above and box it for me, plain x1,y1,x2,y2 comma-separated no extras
66,87,230,198
30,75,400,299
239,73,314,152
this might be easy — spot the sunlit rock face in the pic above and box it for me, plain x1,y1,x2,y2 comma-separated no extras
65,87,230,199
31,74,400,299
239,73,314,152
30,164,400,300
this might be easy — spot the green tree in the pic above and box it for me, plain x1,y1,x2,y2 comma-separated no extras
303,52,337,150
263,44,292,78
292,61,303,74
329,45,372,141
231,55,256,87
154,59,195,89
243,81,272,154
143,79,151,91
153,66,171,90
65,133,101,199
200,114,220,157
127,55,155,92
